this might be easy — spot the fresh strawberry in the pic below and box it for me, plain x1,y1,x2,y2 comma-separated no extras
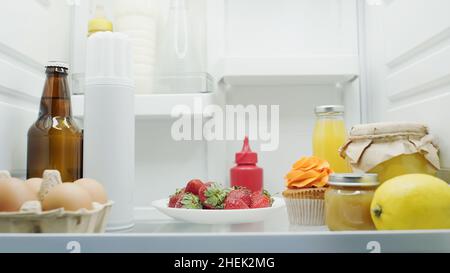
198,182,228,209
226,187,252,207
251,195,271,208
168,188,185,208
250,190,273,209
175,193,202,209
251,190,274,204
224,198,249,210
185,179,204,196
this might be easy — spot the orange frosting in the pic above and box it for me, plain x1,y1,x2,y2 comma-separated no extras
285,156,333,189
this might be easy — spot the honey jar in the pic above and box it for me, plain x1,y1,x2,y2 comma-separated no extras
325,174,379,231
340,123,440,183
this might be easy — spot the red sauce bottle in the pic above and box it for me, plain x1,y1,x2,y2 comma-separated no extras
230,137,263,192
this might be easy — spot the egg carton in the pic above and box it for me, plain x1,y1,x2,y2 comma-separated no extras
0,170,113,233
0,200,113,233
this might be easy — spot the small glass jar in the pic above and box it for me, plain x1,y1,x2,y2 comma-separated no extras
325,174,379,231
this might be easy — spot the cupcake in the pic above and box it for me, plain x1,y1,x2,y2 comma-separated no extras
283,156,332,225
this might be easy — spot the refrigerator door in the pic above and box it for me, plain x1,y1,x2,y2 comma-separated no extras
0,0,72,177
363,0,450,169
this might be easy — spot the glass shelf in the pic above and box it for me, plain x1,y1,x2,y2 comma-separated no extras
221,57,359,86
72,93,217,120
1,209,449,253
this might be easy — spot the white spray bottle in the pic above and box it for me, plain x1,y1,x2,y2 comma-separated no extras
84,32,135,231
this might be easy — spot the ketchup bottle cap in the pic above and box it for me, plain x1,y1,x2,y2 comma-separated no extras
235,137,258,164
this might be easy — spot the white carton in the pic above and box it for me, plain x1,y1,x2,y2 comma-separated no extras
0,201,113,233
0,170,113,233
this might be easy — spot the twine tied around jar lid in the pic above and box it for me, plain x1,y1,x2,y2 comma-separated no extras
347,122,429,140
339,122,440,172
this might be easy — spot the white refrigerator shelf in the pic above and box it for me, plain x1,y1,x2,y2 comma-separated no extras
72,93,217,120
220,57,359,87
0,208,449,253
1,231,450,253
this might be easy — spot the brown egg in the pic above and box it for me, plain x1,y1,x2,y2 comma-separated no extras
25,178,43,196
42,183,93,211
0,178,38,212
74,178,108,204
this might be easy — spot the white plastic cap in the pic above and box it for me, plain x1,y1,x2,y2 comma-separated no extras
85,32,134,86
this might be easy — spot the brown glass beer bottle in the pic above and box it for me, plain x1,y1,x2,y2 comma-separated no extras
27,62,83,182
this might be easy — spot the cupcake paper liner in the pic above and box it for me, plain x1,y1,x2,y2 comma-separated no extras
284,197,325,226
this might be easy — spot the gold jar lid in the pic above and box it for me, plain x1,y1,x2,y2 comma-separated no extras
328,173,379,187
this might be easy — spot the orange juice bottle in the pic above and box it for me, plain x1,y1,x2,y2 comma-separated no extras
312,105,350,173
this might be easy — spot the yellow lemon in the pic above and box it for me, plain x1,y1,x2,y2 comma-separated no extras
371,174,450,230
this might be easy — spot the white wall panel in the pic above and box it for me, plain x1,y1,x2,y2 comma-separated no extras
135,120,208,206
225,0,358,58
0,102,35,176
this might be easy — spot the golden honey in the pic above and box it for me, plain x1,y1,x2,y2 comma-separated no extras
369,153,437,183
325,174,379,231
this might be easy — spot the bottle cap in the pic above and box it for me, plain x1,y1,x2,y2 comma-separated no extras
235,137,258,164
88,5,113,36
315,105,344,114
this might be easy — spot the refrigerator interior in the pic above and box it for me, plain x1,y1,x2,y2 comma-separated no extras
0,0,449,252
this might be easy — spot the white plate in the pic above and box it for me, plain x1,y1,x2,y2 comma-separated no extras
152,197,285,225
